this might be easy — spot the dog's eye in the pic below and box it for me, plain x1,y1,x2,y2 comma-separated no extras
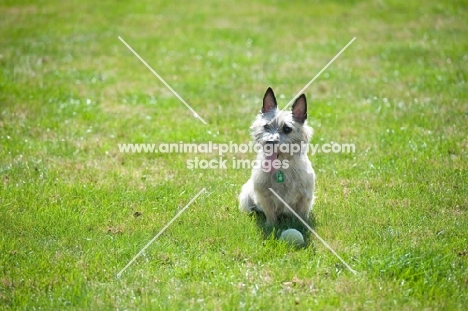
283,126,292,134
264,124,270,130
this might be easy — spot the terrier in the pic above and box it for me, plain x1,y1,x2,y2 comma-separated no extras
239,87,315,225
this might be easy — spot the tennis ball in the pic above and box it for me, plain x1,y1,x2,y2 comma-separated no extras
279,229,305,247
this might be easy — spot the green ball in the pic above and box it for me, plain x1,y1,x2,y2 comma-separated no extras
279,229,305,247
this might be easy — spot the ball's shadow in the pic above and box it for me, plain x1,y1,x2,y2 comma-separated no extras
250,210,317,248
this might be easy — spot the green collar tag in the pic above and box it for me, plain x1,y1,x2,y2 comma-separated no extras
276,171,285,183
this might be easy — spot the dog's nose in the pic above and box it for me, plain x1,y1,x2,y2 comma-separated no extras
266,133,280,144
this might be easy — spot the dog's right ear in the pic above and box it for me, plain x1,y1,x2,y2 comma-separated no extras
291,94,307,123
262,87,277,114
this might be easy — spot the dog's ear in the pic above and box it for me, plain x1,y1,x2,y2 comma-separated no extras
262,87,277,113
291,94,307,123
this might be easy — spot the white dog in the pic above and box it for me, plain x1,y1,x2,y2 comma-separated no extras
239,87,315,225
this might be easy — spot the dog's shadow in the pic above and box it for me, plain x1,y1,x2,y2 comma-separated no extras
251,211,317,248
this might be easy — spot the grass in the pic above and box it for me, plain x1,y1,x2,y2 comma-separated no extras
1,0,467,309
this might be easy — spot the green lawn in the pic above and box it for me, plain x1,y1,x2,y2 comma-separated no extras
1,0,467,309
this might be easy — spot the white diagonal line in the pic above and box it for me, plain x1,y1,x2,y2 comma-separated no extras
117,188,206,278
268,188,357,275
280,37,356,113
118,36,207,125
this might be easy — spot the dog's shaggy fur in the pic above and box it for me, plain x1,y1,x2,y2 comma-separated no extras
239,87,315,225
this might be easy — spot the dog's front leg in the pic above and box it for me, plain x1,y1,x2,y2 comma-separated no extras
264,207,278,226
294,194,314,223
257,195,278,226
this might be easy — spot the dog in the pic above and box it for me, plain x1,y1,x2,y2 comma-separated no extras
239,87,315,226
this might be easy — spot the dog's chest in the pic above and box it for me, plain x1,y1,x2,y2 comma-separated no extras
253,166,314,193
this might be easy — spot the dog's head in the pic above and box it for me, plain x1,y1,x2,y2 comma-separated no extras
250,87,313,160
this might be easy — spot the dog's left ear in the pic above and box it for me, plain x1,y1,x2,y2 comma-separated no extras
292,94,307,123
262,87,277,114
